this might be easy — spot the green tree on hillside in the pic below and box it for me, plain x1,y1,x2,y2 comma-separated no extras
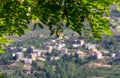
0,0,120,51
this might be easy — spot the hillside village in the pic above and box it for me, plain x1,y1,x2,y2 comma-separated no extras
0,4,119,78
6,36,120,74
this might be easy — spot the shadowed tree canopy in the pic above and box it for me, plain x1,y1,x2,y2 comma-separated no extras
0,0,120,51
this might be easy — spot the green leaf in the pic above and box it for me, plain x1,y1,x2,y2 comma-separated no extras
38,23,44,29
17,27,25,36
50,28,55,36
33,23,37,30
20,23,29,30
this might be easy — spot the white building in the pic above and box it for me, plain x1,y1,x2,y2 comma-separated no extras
80,40,85,47
95,52,103,59
30,53,37,61
45,45,53,53
23,64,31,74
59,48,68,54
72,39,84,47
22,48,27,52
50,56,60,61
111,53,116,58
89,49,103,59
76,50,85,58
37,57,45,61
85,43,96,50
72,44,80,48
22,58,32,64
51,40,56,43
15,52,24,61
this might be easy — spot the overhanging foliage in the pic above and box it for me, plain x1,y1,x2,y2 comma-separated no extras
0,0,120,51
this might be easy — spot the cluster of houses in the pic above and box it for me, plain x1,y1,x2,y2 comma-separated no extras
7,38,120,74
9,46,52,74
